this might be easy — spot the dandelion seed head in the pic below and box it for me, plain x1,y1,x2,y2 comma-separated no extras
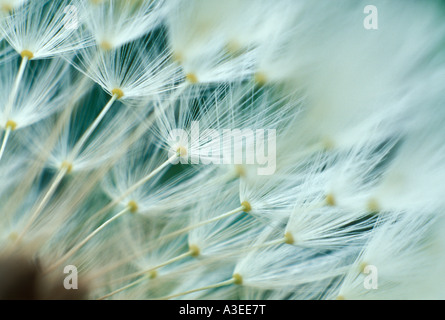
1,0,445,301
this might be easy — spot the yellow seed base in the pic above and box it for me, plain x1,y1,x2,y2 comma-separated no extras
325,193,336,206
99,40,113,51
232,273,243,285
111,88,124,99
5,120,17,131
241,201,252,213
284,231,294,245
185,73,198,84
367,198,380,214
20,50,34,60
254,72,267,86
189,244,200,257
61,161,73,174
148,270,158,279
128,200,138,213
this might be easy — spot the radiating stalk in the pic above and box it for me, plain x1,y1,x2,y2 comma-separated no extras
16,93,120,242
86,154,178,223
98,249,195,300
0,126,12,161
45,206,131,274
86,205,248,283
0,55,30,161
4,55,29,117
97,276,147,300
15,166,70,244
82,83,190,225
159,278,237,300
69,93,119,159
156,205,246,243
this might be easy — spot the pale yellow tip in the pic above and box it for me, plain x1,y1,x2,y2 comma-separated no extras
61,161,73,174
232,273,243,285
5,120,17,131
1,3,13,12
254,72,267,86
225,40,241,54
284,231,294,245
185,73,198,84
171,52,183,64
20,50,34,60
148,270,157,279
8,232,18,241
241,200,252,213
322,138,335,150
128,200,138,213
325,193,336,206
359,262,368,274
99,40,113,51
189,244,200,257
336,295,346,300
234,165,246,178
111,88,124,99
367,198,380,214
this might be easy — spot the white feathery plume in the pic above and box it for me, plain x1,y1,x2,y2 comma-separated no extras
150,84,297,170
242,278,342,300
283,139,398,249
148,226,354,299
0,0,92,59
233,232,356,291
218,0,301,52
165,0,260,84
0,56,72,161
254,0,445,153
24,90,138,173
80,0,168,50
158,263,236,300
9,91,140,249
0,0,92,161
70,35,183,104
95,217,196,300
238,170,303,227
0,183,45,249
365,122,445,214
101,138,226,218
59,35,183,158
0,56,71,130
336,212,445,300
187,194,263,260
